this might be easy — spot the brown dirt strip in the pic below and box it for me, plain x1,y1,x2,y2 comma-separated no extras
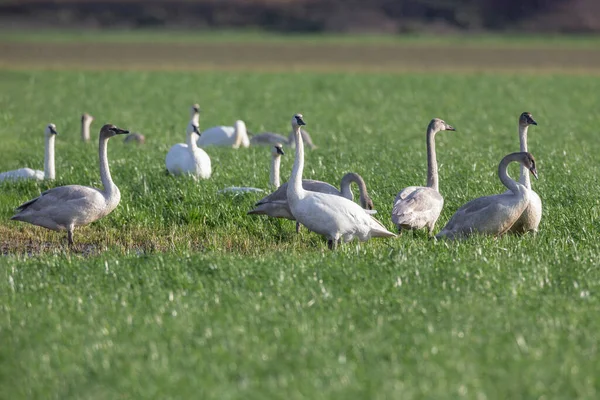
1,41,600,73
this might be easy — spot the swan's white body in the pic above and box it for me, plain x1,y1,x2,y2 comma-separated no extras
11,124,129,245
436,152,538,240
507,112,542,234
198,120,250,148
391,118,454,234
166,120,211,179
0,124,57,182
285,113,395,249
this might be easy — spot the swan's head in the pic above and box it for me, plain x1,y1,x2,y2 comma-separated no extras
272,144,285,156
521,152,538,180
361,196,374,210
81,113,94,124
100,124,129,139
428,118,455,133
291,113,306,127
45,123,58,136
519,112,537,127
191,104,200,115
187,121,201,137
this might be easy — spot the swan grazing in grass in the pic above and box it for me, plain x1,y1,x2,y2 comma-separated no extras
0,123,58,182
198,120,250,148
166,119,211,179
218,144,285,194
391,118,455,235
81,113,94,142
124,132,146,144
285,113,395,249
436,152,538,240
11,124,129,245
507,112,542,234
250,128,316,149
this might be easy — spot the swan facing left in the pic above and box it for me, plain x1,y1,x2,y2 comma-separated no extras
0,123,58,182
286,113,396,249
11,124,129,245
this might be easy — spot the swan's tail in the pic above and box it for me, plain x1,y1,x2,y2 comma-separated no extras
371,228,398,238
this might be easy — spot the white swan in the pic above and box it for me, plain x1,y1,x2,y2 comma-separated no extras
218,144,285,194
391,118,455,235
435,152,538,240
166,119,211,179
0,123,58,182
507,112,542,234
198,120,250,148
286,113,396,249
11,124,129,245
250,128,316,149
81,113,94,142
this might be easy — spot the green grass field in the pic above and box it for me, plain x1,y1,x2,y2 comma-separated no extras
1,32,600,399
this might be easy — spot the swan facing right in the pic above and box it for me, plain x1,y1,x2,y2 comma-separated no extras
0,123,58,182
11,124,130,245
436,152,538,240
286,113,396,249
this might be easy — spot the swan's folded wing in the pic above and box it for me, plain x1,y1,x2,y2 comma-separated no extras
392,187,442,225
14,185,101,214
255,180,339,206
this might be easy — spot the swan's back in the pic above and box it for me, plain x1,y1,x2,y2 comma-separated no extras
392,186,443,230
250,132,288,146
198,126,236,147
255,179,341,205
0,168,44,182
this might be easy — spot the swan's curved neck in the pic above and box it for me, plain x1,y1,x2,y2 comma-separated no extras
270,153,281,189
426,126,440,192
187,130,199,151
234,125,245,149
82,119,92,141
340,173,368,203
518,124,531,189
98,135,117,197
44,134,55,180
289,125,305,199
499,154,526,195
191,112,199,127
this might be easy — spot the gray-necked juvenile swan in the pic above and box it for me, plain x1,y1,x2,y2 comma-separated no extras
0,123,58,182
81,113,94,142
198,120,250,148
218,144,285,194
250,128,316,149
285,113,395,249
11,124,129,245
507,112,542,234
391,118,455,235
436,152,538,240
165,118,212,179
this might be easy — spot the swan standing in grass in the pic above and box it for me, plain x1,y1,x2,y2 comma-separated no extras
435,152,538,240
391,118,455,235
250,128,316,149
198,120,250,148
285,113,396,249
81,113,94,142
11,124,129,245
0,123,58,182
507,112,542,234
165,119,211,179
218,144,285,194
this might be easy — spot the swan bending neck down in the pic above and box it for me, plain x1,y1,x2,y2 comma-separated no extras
198,120,250,148
391,118,455,234
436,151,538,240
286,113,395,249
508,111,542,234
11,124,129,245
0,123,58,182
218,144,284,194
81,113,94,142
166,119,212,179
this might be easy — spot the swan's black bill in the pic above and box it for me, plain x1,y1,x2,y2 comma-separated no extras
49,126,58,135
295,116,306,126
446,125,456,131
275,146,285,155
530,167,539,180
115,128,130,135
192,125,201,134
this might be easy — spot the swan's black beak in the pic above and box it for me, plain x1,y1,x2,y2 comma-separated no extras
295,116,306,126
49,126,58,135
115,128,129,135
446,125,456,131
529,118,538,126
192,125,201,135
276,146,285,155
530,167,539,180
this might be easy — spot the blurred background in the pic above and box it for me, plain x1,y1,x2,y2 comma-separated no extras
1,0,599,34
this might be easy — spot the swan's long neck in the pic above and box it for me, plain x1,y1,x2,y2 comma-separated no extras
99,135,117,198
44,134,55,180
270,153,281,189
187,129,199,152
288,125,305,200
233,124,244,149
426,126,439,192
518,124,531,189
82,119,92,142
340,173,367,202
499,154,525,195
191,112,199,127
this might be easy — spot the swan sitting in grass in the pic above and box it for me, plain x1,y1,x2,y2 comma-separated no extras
0,123,58,182
11,124,129,245
199,120,250,148
166,119,211,179
286,113,396,249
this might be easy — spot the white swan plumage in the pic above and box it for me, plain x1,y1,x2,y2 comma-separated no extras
198,120,250,148
166,119,211,179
